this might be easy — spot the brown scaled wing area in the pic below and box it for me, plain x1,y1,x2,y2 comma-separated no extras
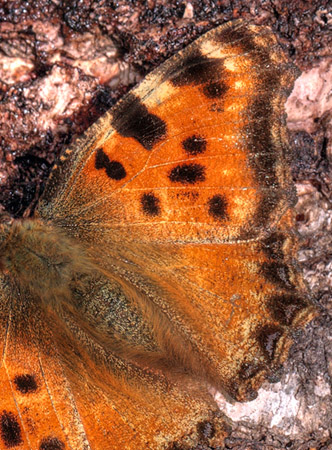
0,20,313,450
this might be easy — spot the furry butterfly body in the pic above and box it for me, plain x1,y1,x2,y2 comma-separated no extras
0,21,315,449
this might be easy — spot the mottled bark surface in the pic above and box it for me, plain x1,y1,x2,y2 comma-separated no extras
0,1,331,449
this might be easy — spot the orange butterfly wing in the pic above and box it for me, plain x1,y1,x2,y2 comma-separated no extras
38,21,315,400
0,20,316,450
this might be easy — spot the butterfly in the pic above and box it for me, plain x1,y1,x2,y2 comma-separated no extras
0,20,316,450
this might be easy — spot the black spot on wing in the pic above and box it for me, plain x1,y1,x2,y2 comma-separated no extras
170,50,221,86
257,324,283,361
112,93,167,150
207,194,228,220
14,374,38,394
95,148,126,180
39,436,65,450
182,135,207,155
260,261,292,289
267,294,309,326
0,411,22,447
141,192,161,216
261,232,286,261
168,163,206,185
202,80,228,99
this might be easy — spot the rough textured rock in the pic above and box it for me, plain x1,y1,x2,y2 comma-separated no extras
0,1,331,449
